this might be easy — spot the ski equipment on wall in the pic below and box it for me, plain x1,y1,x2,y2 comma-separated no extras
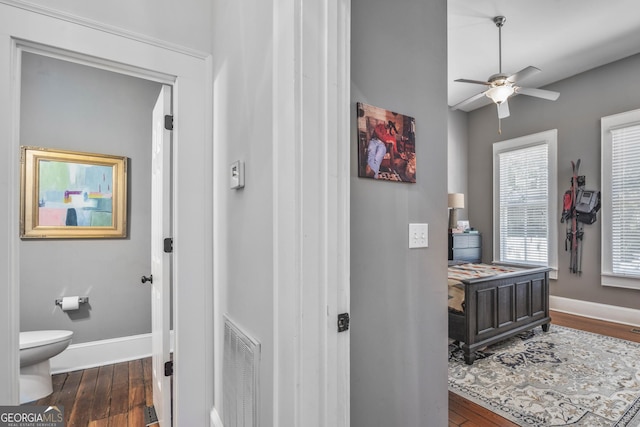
561,159,601,275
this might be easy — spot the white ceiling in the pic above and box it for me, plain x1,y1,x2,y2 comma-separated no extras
448,0,640,111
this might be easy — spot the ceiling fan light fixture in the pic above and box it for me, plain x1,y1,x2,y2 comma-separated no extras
485,85,514,104
451,15,559,134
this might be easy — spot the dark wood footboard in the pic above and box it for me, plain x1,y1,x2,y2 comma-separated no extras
448,266,551,365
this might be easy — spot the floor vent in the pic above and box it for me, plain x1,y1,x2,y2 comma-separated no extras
631,328,640,334
144,405,158,426
223,315,260,427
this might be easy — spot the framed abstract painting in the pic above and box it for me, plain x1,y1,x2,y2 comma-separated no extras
20,146,128,238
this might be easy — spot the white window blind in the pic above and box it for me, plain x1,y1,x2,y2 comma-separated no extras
493,129,557,275
610,124,640,276
498,144,549,265
602,109,640,289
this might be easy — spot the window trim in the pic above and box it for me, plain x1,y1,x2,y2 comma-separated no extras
492,129,558,279
601,108,640,290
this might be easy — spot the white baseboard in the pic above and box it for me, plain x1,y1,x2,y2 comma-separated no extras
550,296,640,327
50,331,174,374
210,408,223,427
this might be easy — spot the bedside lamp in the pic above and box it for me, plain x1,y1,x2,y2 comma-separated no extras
448,193,465,230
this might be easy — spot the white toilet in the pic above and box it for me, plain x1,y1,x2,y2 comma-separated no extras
19,330,73,403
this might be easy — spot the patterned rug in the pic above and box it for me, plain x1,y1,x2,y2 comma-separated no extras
449,325,640,426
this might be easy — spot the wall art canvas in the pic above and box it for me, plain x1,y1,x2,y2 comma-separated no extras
20,146,128,238
356,102,416,182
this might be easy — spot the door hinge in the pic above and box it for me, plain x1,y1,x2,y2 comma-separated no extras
164,360,173,376
337,313,350,333
164,238,173,253
164,115,174,131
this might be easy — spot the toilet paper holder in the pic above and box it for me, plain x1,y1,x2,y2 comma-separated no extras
55,296,89,307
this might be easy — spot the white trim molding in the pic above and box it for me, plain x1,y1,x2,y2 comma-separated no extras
50,331,175,374
0,0,209,59
550,295,640,327
50,334,151,374
272,1,350,426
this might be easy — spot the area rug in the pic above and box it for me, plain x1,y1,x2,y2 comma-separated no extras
449,325,640,426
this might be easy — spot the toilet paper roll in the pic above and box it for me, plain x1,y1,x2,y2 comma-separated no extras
61,296,80,311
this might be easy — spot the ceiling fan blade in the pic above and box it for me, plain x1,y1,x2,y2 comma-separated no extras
497,100,510,119
451,91,487,110
454,78,491,86
515,86,560,101
507,66,540,84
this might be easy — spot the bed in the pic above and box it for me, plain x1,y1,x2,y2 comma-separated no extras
448,263,551,365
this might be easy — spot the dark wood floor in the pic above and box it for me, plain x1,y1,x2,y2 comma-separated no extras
29,357,158,427
28,310,640,426
448,309,640,426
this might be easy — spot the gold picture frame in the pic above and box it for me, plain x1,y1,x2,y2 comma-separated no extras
20,146,128,239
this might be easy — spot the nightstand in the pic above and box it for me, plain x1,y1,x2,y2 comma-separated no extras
448,232,482,263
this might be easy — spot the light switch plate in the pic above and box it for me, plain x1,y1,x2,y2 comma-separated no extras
230,160,245,189
409,223,428,248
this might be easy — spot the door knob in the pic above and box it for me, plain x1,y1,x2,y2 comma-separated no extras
141,275,153,284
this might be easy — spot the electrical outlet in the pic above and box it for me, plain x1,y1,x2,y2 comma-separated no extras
409,223,428,248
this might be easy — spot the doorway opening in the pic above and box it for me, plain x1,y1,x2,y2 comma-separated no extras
18,47,173,424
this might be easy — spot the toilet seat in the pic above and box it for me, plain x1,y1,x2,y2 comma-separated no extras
20,330,73,349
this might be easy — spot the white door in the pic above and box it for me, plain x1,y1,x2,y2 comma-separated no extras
151,84,172,426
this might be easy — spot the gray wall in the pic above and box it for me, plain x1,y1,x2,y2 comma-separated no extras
20,53,162,343
448,109,468,220
465,52,640,310
351,1,449,426
211,0,275,422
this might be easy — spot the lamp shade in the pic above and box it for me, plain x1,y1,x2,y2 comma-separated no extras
486,85,515,104
448,193,465,209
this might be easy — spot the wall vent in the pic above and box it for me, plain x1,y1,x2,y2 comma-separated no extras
223,315,260,427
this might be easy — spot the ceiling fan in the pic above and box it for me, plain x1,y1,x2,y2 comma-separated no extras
451,16,560,131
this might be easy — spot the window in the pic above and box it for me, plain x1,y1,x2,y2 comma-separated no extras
601,109,640,290
493,130,558,277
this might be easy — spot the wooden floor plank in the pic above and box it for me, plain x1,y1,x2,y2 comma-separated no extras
449,391,517,427
87,419,109,427
127,405,146,427
550,310,640,343
68,367,99,427
106,412,128,427
128,359,145,409
30,358,156,427
91,364,114,420
109,362,130,416
142,357,154,407
55,370,83,425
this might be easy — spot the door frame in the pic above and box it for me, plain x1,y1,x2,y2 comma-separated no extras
0,4,213,426
270,1,351,425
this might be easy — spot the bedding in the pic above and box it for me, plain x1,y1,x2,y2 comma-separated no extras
447,263,523,312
